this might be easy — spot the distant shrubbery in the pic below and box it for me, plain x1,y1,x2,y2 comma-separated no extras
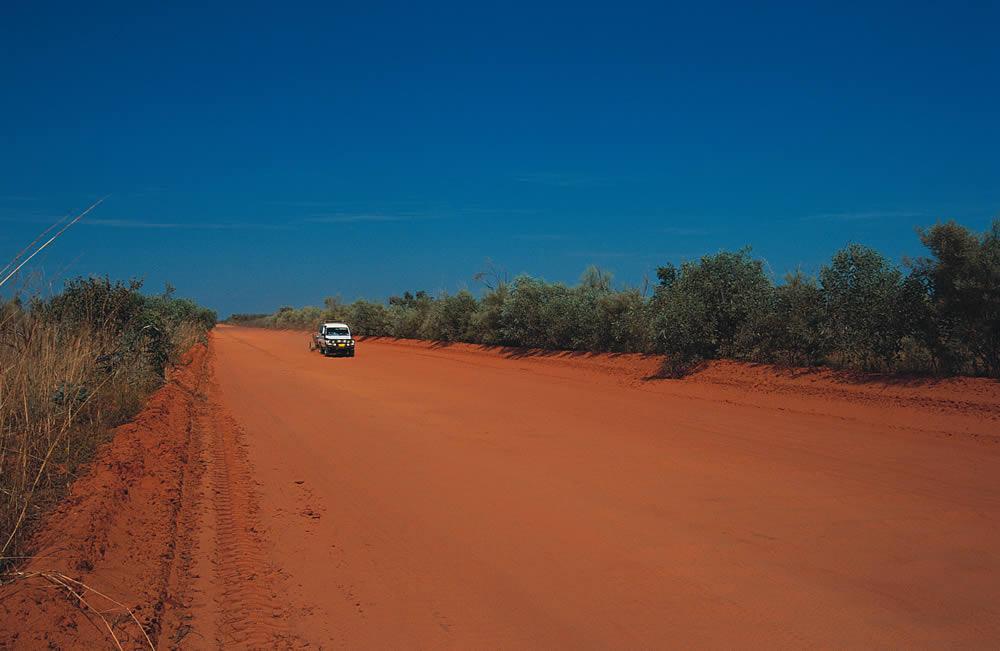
229,219,1000,378
1,278,216,562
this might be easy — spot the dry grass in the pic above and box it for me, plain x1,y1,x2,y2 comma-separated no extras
1,201,216,564
4,569,155,650
168,318,212,364
0,304,158,559
0,203,214,651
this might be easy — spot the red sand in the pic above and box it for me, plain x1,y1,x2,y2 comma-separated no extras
3,326,1000,648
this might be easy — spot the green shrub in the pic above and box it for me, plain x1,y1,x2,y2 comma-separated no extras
650,249,771,371
652,287,713,376
742,271,825,366
470,284,510,345
912,219,1000,376
596,289,650,353
348,300,392,336
37,277,216,377
420,291,478,342
819,244,905,371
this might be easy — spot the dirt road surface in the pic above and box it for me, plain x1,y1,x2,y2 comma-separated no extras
3,325,1000,648
211,327,1000,648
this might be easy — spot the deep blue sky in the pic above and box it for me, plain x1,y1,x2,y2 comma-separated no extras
2,2,998,316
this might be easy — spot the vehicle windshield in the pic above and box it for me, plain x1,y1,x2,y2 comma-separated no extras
325,327,350,336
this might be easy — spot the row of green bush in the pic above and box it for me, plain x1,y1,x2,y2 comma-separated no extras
229,220,1000,378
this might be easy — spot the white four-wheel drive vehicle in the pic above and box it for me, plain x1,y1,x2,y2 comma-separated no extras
311,322,356,357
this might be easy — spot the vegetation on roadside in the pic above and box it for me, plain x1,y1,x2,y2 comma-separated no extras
1,278,216,565
230,219,1000,379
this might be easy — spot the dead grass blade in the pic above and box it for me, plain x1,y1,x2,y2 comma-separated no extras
0,213,71,280
3,569,155,650
0,196,107,290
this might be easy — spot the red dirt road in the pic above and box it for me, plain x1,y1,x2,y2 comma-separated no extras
3,325,1000,648
211,327,1000,648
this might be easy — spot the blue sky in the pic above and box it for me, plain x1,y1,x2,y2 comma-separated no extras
2,1,998,316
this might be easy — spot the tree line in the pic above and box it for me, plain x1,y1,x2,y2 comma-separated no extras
228,219,1000,378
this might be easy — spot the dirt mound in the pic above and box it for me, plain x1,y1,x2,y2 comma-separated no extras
0,346,208,648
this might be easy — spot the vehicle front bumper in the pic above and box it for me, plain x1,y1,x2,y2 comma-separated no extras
322,341,355,355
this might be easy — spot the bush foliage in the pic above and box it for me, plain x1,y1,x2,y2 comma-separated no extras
229,219,1000,378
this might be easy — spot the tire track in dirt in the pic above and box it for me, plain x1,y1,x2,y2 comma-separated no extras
0,340,303,649
202,402,291,647
165,352,300,649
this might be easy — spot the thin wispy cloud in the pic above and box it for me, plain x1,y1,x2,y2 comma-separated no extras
269,199,428,209
514,233,569,241
275,201,534,222
269,200,354,208
123,186,168,199
661,226,714,236
565,250,635,259
82,218,289,230
305,213,439,224
801,210,926,222
0,215,66,224
514,172,606,188
515,223,713,243
462,206,538,216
